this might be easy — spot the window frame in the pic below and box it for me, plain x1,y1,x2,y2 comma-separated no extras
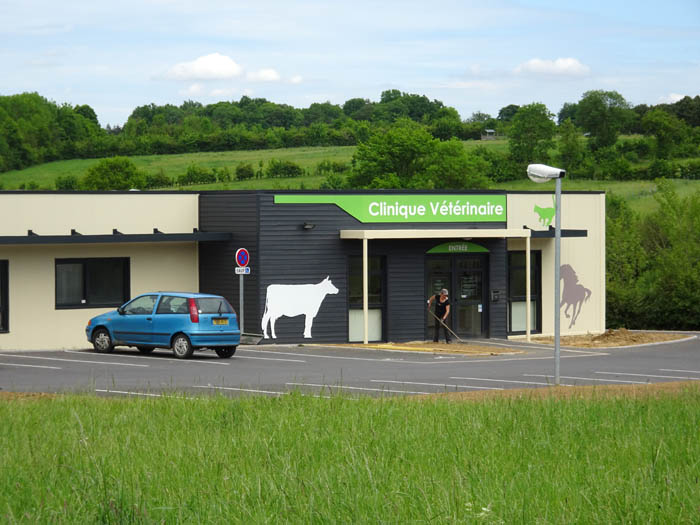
0,260,8,333
55,257,130,309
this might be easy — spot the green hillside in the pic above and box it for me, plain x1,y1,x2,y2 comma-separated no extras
2,139,699,214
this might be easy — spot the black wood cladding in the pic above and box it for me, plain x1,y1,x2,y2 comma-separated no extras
199,192,509,343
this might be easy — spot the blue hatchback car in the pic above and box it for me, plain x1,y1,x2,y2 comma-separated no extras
86,292,241,359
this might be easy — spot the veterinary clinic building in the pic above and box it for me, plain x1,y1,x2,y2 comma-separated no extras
0,190,605,350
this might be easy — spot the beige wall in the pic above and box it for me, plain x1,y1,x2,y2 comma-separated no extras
0,242,199,350
0,193,198,236
507,192,606,337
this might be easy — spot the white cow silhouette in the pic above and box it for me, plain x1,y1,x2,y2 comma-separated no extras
261,276,339,339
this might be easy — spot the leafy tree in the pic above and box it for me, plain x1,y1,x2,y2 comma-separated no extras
74,104,99,126
497,104,519,122
508,103,556,163
641,108,688,159
605,193,647,327
348,119,434,188
82,157,146,190
576,90,632,151
557,118,584,175
348,119,490,189
556,102,578,126
636,180,700,329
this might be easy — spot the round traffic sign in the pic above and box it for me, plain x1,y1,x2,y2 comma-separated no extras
235,248,250,267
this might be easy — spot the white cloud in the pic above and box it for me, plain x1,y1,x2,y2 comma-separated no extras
179,83,204,96
289,75,303,84
210,87,237,97
514,57,590,76
246,68,281,82
166,53,242,80
658,92,684,104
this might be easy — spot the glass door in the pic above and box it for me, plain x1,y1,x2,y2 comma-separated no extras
425,258,451,341
454,256,487,338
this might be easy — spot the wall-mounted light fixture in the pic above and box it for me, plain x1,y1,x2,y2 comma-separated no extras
303,222,316,230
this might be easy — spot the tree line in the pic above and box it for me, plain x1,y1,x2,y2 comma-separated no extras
2,89,699,175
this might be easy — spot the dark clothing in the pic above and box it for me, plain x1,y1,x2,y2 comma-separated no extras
434,297,450,318
430,295,451,343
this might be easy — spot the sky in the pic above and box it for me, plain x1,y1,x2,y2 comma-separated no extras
1,0,699,127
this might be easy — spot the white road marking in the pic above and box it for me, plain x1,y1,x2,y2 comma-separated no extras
595,371,700,381
64,350,229,365
240,349,607,365
3,354,149,367
193,385,286,396
286,382,432,395
235,356,306,363
371,379,503,390
241,349,406,363
660,369,700,374
524,374,647,384
96,389,162,397
451,376,574,386
0,361,62,370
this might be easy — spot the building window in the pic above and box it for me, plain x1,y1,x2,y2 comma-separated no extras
508,251,541,333
0,261,8,332
348,256,385,342
55,258,130,308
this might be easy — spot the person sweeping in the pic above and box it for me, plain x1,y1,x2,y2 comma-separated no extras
427,288,451,343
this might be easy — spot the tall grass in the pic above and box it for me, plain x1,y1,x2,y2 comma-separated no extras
2,388,699,523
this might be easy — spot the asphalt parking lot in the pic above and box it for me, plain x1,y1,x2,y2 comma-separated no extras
1,334,698,398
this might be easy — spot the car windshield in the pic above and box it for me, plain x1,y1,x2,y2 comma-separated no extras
197,297,234,314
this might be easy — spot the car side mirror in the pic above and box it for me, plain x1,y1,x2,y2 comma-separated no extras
118,307,125,315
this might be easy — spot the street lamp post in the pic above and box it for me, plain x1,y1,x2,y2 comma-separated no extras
527,164,565,386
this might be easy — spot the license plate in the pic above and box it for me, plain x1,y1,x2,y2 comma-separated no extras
213,318,228,325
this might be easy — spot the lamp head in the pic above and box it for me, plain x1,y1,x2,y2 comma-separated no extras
527,164,565,183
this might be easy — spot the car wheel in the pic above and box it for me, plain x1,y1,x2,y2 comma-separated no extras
137,346,154,355
92,329,114,353
171,334,194,359
215,346,236,358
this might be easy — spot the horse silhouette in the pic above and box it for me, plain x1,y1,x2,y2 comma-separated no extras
534,194,556,226
560,264,591,328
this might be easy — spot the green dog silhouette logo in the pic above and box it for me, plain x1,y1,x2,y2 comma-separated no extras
534,195,556,226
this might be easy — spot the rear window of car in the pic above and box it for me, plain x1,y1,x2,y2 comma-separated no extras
157,296,189,314
197,297,234,314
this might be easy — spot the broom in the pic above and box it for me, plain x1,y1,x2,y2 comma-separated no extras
428,309,465,343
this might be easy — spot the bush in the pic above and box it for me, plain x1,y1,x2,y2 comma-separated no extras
235,163,255,181
82,157,146,190
315,160,350,176
213,166,232,183
679,160,700,180
648,159,675,179
177,164,216,186
55,175,80,190
144,169,172,189
319,173,347,190
265,158,304,178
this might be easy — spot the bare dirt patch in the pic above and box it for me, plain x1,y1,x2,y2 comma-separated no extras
423,381,700,402
0,391,57,401
331,341,520,356
532,328,691,348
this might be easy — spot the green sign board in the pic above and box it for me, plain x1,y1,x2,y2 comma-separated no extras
274,194,506,223
427,242,489,254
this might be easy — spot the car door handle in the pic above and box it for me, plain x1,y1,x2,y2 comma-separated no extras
146,317,152,321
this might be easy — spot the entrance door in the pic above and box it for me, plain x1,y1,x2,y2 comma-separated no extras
425,258,451,341
454,256,487,338
425,255,488,339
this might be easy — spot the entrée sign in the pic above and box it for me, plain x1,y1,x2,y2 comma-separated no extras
274,194,506,223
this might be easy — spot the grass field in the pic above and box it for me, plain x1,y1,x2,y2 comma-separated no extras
2,385,699,523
